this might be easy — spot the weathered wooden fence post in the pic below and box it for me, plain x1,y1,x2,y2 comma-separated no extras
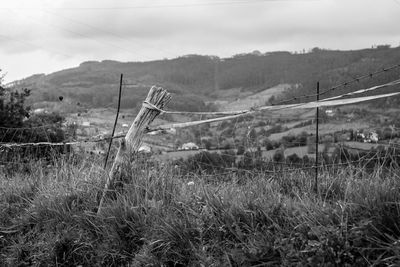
97,86,171,214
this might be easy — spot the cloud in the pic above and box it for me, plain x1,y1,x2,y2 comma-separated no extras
1,0,400,82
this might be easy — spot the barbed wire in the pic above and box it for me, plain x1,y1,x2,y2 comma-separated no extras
142,78,400,117
172,153,399,177
1,90,398,149
1,75,400,150
0,131,178,149
2,149,393,173
0,123,62,130
147,91,400,132
274,63,400,105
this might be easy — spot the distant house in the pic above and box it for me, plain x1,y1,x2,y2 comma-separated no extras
356,130,379,143
138,145,152,153
122,123,129,128
32,108,47,114
81,121,91,127
366,131,379,143
356,131,366,142
181,142,199,150
325,109,335,117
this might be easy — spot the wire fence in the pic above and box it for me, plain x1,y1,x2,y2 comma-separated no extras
274,64,400,105
1,65,400,176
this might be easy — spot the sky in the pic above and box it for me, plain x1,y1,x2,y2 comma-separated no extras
1,0,400,83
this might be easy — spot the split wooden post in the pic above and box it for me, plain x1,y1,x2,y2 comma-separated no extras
97,86,171,214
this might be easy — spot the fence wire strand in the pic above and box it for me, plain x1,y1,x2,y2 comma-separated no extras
1,67,400,177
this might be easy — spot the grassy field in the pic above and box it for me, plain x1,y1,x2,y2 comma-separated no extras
219,84,290,111
1,155,400,266
268,122,370,142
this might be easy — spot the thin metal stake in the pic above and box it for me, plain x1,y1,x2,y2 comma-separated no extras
315,81,320,193
103,73,123,169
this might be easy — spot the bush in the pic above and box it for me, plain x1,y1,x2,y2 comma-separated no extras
0,81,69,161
295,131,308,146
381,127,394,140
0,86,30,131
263,138,274,150
286,153,301,164
281,135,296,147
202,139,212,150
273,149,285,162
259,128,268,137
178,151,235,173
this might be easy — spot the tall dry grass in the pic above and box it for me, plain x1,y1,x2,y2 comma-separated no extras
1,156,400,266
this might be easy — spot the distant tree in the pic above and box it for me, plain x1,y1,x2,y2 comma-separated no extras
287,153,301,164
268,95,275,105
295,131,308,146
263,138,274,151
382,127,393,140
0,78,31,141
348,129,354,141
174,140,182,150
1,71,69,159
248,128,257,143
202,139,212,150
311,47,323,53
302,155,311,165
273,149,285,163
22,113,66,142
259,128,268,137
0,89,30,127
281,135,296,147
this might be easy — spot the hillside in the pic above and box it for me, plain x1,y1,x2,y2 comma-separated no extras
9,45,400,112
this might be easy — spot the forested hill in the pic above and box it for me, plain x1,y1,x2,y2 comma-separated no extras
14,45,400,111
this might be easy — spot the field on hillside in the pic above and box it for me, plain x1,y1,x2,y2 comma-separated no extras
218,84,291,111
267,122,371,141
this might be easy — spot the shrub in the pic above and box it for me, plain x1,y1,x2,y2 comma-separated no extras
273,149,285,162
281,134,296,147
286,153,301,164
295,131,308,146
0,85,31,132
178,151,235,173
0,83,69,161
263,138,274,150
202,139,212,150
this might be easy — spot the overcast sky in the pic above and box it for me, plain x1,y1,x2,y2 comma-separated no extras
1,0,399,83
